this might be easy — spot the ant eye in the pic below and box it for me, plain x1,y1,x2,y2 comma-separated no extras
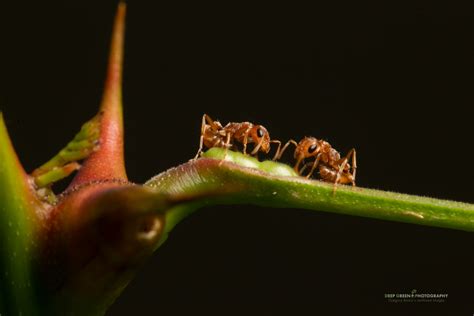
308,144,317,154
257,128,264,138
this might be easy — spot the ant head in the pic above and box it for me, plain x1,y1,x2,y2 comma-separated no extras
295,137,319,159
249,125,271,153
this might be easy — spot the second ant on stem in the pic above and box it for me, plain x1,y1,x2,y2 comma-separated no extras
276,137,357,188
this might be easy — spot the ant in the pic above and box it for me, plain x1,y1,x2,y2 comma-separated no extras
194,114,282,160
275,137,357,187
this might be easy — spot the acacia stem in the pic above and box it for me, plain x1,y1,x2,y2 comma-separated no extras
146,150,474,232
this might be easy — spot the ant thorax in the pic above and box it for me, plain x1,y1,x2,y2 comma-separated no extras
223,122,253,142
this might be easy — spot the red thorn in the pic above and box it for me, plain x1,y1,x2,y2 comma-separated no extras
71,3,128,186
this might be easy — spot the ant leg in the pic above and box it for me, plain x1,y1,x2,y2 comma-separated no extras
224,132,231,157
204,114,221,131
306,154,321,179
294,156,304,174
299,162,311,175
251,137,264,156
219,132,232,166
243,133,248,155
349,148,357,186
194,114,208,160
270,140,282,160
242,126,252,155
338,148,355,182
333,148,356,192
274,139,298,161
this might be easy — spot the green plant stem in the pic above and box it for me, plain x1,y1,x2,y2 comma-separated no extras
146,148,474,233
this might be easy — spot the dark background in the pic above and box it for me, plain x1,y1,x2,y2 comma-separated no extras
1,1,473,315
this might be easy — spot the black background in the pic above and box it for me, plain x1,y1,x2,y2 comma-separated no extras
1,1,473,315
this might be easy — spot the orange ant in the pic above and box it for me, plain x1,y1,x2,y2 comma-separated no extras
194,114,282,160
276,137,357,187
